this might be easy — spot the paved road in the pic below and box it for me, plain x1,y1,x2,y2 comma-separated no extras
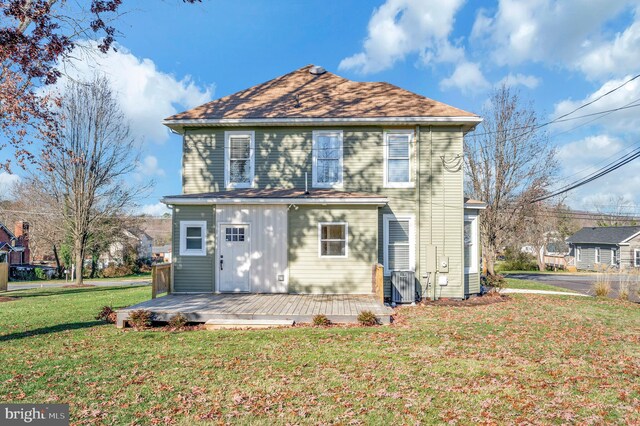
7,279,151,291
505,273,639,302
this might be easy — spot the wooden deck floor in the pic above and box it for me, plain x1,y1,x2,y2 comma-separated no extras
116,293,393,327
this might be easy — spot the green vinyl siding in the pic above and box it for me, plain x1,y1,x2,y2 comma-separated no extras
288,206,378,294
181,125,474,298
172,205,215,292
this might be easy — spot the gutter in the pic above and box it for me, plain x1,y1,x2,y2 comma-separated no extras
163,116,482,133
161,196,388,206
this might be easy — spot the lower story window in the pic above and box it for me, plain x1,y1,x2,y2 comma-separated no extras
635,249,640,267
180,221,207,256
464,215,478,273
383,215,415,275
319,223,347,257
611,248,618,266
595,247,601,264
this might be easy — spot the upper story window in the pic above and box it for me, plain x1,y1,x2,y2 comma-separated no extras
384,130,414,188
224,131,255,188
312,130,343,188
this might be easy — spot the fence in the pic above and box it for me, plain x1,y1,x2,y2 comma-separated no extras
372,263,384,304
0,263,7,292
151,263,171,299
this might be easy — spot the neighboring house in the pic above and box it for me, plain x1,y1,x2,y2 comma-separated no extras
161,65,485,301
0,221,30,265
100,230,153,266
567,226,640,270
152,245,172,263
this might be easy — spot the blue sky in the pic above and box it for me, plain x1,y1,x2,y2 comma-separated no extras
2,0,639,216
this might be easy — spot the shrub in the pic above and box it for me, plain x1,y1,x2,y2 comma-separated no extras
128,309,152,329
101,265,134,278
312,314,330,326
168,313,188,329
593,273,611,297
498,247,538,272
96,306,117,323
357,310,379,326
485,274,506,289
34,268,48,280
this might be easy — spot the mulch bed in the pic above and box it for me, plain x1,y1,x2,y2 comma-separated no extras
0,296,19,303
420,293,510,307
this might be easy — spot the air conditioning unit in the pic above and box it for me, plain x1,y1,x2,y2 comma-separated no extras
391,270,416,304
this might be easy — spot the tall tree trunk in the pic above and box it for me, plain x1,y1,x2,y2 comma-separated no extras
52,244,63,278
536,246,546,272
484,245,497,276
74,237,84,285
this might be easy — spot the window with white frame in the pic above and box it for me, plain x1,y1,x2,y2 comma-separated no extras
611,248,618,266
225,131,255,188
464,214,478,273
635,249,640,267
180,221,207,256
312,130,343,188
595,247,601,264
384,131,413,187
318,223,347,257
383,215,415,275
576,246,581,262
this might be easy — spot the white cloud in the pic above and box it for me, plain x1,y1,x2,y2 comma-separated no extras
137,155,166,178
339,0,465,74
55,42,213,144
440,62,490,94
556,135,640,209
471,0,636,79
0,172,20,198
136,202,170,217
577,16,640,80
551,75,640,134
498,73,541,89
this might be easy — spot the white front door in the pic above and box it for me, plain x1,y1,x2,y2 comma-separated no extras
218,224,251,292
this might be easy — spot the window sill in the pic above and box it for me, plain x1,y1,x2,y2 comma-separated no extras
312,183,344,189
225,182,255,189
384,182,415,189
179,250,207,257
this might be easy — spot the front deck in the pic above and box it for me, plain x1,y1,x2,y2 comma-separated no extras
116,293,394,327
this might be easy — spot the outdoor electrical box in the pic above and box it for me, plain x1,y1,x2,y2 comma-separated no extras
425,245,437,274
439,256,449,273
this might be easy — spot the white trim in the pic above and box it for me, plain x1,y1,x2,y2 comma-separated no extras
224,131,255,189
464,214,478,274
464,202,487,210
382,214,416,276
317,222,348,258
179,221,207,256
611,248,618,266
594,247,601,264
635,249,640,268
622,231,640,243
312,130,343,188
164,116,483,130
383,130,415,188
576,246,581,262
216,222,251,293
162,196,387,206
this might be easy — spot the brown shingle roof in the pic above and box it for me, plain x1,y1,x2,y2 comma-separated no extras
165,65,478,122
164,188,385,199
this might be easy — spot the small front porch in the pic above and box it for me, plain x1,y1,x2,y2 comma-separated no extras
116,293,393,328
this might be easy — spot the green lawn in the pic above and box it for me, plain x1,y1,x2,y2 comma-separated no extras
1,285,638,425
503,278,578,293
9,272,152,286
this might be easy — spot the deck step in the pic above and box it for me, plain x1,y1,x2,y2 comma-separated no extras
204,319,295,330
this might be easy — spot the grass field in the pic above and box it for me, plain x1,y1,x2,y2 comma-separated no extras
1,285,638,425
8,272,152,286
503,278,577,293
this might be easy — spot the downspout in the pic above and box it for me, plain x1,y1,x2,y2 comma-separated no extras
431,126,437,301
415,125,421,300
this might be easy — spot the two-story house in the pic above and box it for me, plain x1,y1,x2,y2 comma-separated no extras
161,65,485,301
0,221,30,265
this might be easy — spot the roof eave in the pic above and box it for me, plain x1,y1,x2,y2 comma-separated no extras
163,116,482,134
161,196,388,207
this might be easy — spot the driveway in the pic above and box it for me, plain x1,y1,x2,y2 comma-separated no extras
6,279,151,291
505,273,639,302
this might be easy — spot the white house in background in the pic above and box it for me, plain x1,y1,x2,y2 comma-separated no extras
100,230,153,266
